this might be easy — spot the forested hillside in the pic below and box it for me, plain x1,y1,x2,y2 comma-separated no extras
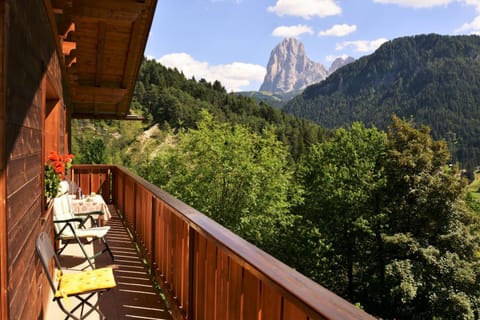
72,58,480,319
235,90,299,109
284,34,480,176
73,58,328,165
133,59,329,159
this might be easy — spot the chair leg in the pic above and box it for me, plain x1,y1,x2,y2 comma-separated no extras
56,238,69,256
57,291,107,320
87,237,114,262
56,236,112,269
75,236,96,269
102,237,114,260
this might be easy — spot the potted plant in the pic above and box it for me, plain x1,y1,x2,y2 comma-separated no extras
44,151,75,204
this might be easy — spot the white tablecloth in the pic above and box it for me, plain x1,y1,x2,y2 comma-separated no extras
70,194,111,222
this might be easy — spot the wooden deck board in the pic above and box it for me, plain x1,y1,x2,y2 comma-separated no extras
46,206,173,320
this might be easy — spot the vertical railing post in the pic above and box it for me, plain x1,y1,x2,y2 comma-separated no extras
133,179,137,232
110,166,116,204
150,196,157,272
187,227,195,320
121,170,126,219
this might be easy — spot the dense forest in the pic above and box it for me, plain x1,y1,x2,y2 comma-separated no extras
133,59,328,159
284,34,480,177
72,57,480,319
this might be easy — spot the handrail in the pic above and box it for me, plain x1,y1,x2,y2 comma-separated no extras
72,164,376,320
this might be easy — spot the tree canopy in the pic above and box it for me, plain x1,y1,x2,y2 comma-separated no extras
139,111,302,247
284,34,480,176
296,116,480,319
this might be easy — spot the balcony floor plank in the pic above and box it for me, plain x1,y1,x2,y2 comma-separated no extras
46,206,173,320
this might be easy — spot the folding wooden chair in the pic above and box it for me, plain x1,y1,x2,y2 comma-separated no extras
36,232,116,320
53,181,113,269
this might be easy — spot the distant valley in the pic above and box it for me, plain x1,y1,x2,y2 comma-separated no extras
235,90,300,109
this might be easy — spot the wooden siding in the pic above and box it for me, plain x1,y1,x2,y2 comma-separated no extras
74,165,376,320
0,2,7,319
2,1,65,319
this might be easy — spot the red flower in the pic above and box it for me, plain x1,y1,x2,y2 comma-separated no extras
64,154,75,163
46,151,74,180
54,162,65,173
48,151,62,162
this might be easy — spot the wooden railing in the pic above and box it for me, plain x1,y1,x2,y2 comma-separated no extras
72,164,375,320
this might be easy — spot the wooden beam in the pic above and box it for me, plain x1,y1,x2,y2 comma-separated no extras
119,0,158,113
62,40,76,55
70,9,138,23
57,20,75,40
121,19,142,89
72,112,144,120
66,5,140,23
73,0,145,14
52,0,72,13
43,0,73,101
95,22,106,86
71,85,127,104
65,54,76,68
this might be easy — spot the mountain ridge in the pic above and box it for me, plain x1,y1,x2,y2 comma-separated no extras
283,33,480,174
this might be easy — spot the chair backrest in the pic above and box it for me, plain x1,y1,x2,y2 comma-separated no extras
53,181,79,235
36,232,62,292
58,180,70,197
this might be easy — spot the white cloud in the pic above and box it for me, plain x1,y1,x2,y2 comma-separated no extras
319,24,357,37
336,38,389,53
453,1,480,34
462,0,480,11
267,0,342,19
373,0,454,8
456,15,480,33
158,53,266,92
272,25,314,38
374,0,480,34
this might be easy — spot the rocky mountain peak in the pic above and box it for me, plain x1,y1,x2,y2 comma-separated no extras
259,38,355,94
259,38,328,93
328,56,355,74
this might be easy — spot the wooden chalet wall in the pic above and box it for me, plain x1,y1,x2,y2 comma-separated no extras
0,2,6,319
0,1,67,319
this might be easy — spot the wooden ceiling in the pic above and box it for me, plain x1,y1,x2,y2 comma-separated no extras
47,0,157,119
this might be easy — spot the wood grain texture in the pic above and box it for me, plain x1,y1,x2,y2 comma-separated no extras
0,2,7,318
74,165,377,320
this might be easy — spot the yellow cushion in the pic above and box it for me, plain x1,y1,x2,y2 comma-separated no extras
55,267,116,297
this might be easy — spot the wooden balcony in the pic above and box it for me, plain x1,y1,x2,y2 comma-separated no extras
46,207,173,319
67,164,375,320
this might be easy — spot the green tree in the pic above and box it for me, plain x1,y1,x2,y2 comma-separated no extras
143,111,302,248
80,138,107,164
298,122,387,298
297,117,480,319
378,116,480,319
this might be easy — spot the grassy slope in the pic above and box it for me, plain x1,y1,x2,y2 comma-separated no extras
468,171,480,201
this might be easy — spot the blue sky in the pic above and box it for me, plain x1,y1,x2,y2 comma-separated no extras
145,0,480,92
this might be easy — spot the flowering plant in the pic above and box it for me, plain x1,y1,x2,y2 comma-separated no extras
44,151,75,199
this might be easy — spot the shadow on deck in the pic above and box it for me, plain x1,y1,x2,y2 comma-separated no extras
47,206,173,320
